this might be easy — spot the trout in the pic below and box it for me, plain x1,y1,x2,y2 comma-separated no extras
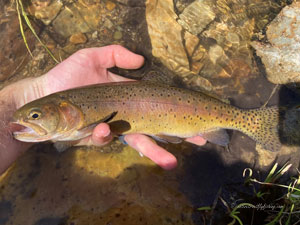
12,81,287,151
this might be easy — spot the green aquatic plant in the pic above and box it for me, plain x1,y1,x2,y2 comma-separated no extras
198,163,300,224
228,203,255,225
244,163,300,224
221,198,255,225
15,0,59,63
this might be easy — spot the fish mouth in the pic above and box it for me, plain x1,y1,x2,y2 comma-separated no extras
11,121,48,142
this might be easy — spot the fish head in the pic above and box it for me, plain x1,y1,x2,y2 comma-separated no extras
12,96,83,142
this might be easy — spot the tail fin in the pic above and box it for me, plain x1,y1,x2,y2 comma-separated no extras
239,107,281,152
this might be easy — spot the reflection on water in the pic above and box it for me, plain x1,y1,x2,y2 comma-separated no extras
0,0,299,224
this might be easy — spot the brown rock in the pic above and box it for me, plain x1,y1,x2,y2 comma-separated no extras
184,31,199,57
52,2,102,38
106,1,116,11
178,0,215,35
146,0,190,76
69,33,87,44
28,0,63,25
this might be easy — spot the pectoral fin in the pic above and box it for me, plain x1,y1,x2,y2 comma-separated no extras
199,129,229,146
152,134,182,144
77,111,118,135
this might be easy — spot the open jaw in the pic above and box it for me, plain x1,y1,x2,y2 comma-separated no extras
12,122,49,142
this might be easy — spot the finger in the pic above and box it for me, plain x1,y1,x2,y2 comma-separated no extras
124,134,177,170
185,136,207,146
77,45,145,69
76,123,113,146
91,123,113,146
40,45,143,95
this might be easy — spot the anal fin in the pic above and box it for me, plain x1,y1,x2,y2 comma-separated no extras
200,129,229,146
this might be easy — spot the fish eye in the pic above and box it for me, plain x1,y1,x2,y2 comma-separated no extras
28,110,42,120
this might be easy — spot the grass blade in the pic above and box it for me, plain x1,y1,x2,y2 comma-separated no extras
17,0,59,63
16,0,33,57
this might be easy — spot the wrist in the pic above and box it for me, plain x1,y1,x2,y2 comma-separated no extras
0,85,31,174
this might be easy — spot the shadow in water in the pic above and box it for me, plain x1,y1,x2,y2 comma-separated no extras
177,143,253,224
278,83,300,148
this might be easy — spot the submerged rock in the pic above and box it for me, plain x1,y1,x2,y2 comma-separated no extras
0,5,36,83
178,0,216,35
69,33,87,44
0,145,196,225
52,2,102,38
252,1,300,84
28,0,63,25
145,0,213,91
146,0,190,76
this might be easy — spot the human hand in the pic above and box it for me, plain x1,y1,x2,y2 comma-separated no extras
0,45,206,174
